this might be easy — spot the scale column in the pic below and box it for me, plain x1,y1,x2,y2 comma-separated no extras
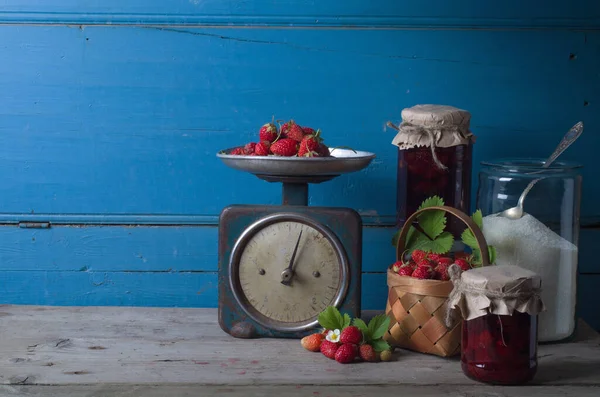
282,182,309,206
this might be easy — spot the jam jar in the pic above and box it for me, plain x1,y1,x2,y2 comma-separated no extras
389,104,475,238
447,264,545,385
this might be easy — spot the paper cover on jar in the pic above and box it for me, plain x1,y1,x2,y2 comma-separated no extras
446,264,545,326
389,104,475,150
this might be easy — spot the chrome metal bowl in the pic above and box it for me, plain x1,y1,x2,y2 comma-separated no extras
217,147,376,179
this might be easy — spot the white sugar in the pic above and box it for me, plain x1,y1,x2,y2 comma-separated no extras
482,213,578,342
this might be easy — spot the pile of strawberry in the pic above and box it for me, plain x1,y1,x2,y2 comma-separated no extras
228,119,331,157
391,249,472,281
300,307,393,364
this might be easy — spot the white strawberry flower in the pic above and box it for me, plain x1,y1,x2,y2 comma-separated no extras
326,329,341,343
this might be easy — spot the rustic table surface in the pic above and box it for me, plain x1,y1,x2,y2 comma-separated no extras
0,305,599,397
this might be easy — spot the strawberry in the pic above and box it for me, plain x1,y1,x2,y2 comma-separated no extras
340,326,362,345
316,143,330,157
334,343,358,364
286,123,305,142
280,120,298,138
359,344,378,362
230,147,245,155
437,257,453,267
301,333,324,352
411,250,427,263
454,251,470,261
243,142,257,154
428,253,443,262
434,263,450,281
415,258,434,269
397,264,413,277
454,258,471,271
298,134,321,157
320,340,340,359
254,141,271,156
259,121,278,142
380,350,392,362
270,138,298,156
412,265,434,280
391,261,402,273
302,126,316,135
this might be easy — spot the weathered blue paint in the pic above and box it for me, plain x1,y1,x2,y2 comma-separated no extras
0,270,218,307
0,225,219,272
1,26,598,220
0,225,393,273
0,1,598,331
0,1,598,28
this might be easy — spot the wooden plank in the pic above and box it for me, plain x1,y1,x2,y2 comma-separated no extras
362,273,388,312
578,275,600,331
0,225,217,272
4,385,600,397
0,0,598,28
0,306,597,387
0,272,217,307
0,225,392,272
578,228,600,273
0,26,598,221
3,269,595,316
0,271,384,310
0,224,598,321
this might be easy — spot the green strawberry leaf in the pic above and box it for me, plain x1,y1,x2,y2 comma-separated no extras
461,228,479,250
342,313,352,329
318,306,344,330
367,314,391,340
470,245,497,267
370,339,391,353
352,318,370,338
471,209,483,229
418,195,445,210
488,246,497,264
422,231,454,254
404,227,432,252
417,209,447,240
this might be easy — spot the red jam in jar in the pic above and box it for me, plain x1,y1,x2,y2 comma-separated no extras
447,264,544,386
389,104,475,237
396,143,472,236
461,311,538,385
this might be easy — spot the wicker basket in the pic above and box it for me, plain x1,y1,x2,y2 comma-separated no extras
383,205,491,358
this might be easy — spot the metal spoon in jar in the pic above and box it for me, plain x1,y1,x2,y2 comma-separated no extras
500,121,584,220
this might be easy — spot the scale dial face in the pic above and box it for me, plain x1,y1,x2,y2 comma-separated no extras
229,213,349,332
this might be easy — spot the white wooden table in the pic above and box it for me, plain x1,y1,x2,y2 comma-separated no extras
0,305,599,396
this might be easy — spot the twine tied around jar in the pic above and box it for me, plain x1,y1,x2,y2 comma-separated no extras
387,120,460,170
444,264,544,328
387,104,475,171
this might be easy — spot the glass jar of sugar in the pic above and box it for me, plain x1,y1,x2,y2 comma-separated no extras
388,104,475,237
447,264,545,385
476,158,582,342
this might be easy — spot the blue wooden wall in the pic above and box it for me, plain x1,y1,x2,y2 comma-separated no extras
1,1,599,330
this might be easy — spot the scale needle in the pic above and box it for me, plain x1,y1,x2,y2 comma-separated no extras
280,229,303,286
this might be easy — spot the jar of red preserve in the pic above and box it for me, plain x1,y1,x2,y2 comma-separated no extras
446,264,545,385
388,104,475,237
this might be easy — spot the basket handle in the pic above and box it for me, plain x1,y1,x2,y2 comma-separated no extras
395,205,490,266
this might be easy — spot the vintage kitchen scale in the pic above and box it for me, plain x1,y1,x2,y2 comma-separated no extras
216,147,376,339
